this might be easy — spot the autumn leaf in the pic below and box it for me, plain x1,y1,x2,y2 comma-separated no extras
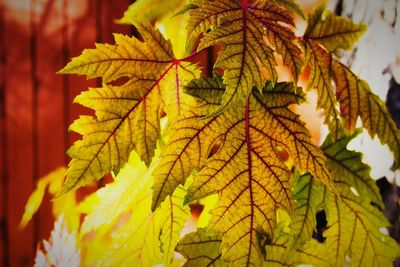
152,76,334,265
176,228,226,267
286,132,400,266
304,3,366,52
20,168,66,229
331,60,400,169
59,21,199,194
187,0,303,112
303,5,400,167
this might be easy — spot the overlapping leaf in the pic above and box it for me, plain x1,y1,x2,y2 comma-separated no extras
176,228,226,267
96,158,190,267
284,133,400,266
331,60,400,168
303,5,400,167
323,189,399,267
59,22,199,194
288,173,324,248
187,0,303,112
322,131,383,206
153,76,333,265
265,234,331,267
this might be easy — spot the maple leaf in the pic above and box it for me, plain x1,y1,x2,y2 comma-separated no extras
286,133,400,266
304,3,367,52
153,76,334,265
59,21,199,194
331,60,400,169
303,5,400,167
187,0,303,112
176,228,227,267
323,189,400,267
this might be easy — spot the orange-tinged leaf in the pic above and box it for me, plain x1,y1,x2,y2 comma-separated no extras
59,22,200,194
187,0,302,112
332,60,400,169
303,6,400,168
305,41,343,140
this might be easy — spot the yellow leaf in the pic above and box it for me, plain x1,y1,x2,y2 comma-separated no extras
332,60,400,169
59,21,200,194
306,40,343,140
303,6,400,168
187,0,302,112
20,167,66,229
153,76,334,265
304,3,366,52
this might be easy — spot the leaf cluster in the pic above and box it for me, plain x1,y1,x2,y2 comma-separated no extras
30,0,400,266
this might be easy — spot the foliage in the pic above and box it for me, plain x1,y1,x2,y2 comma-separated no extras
22,0,400,266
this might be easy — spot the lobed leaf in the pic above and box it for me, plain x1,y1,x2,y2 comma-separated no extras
323,189,400,267
332,60,400,169
153,77,334,265
187,0,303,112
304,3,367,52
303,6,400,168
59,22,199,194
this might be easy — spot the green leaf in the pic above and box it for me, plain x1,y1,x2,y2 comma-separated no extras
176,228,227,267
322,130,383,207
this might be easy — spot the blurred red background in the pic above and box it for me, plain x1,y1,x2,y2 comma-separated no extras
0,1,136,266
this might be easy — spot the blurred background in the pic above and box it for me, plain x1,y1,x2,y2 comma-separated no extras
0,0,399,266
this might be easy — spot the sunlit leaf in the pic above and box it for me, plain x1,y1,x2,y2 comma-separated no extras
59,21,199,194
187,0,302,112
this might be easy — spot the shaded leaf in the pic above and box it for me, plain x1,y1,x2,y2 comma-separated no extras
176,228,227,267
322,130,383,207
265,234,332,267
